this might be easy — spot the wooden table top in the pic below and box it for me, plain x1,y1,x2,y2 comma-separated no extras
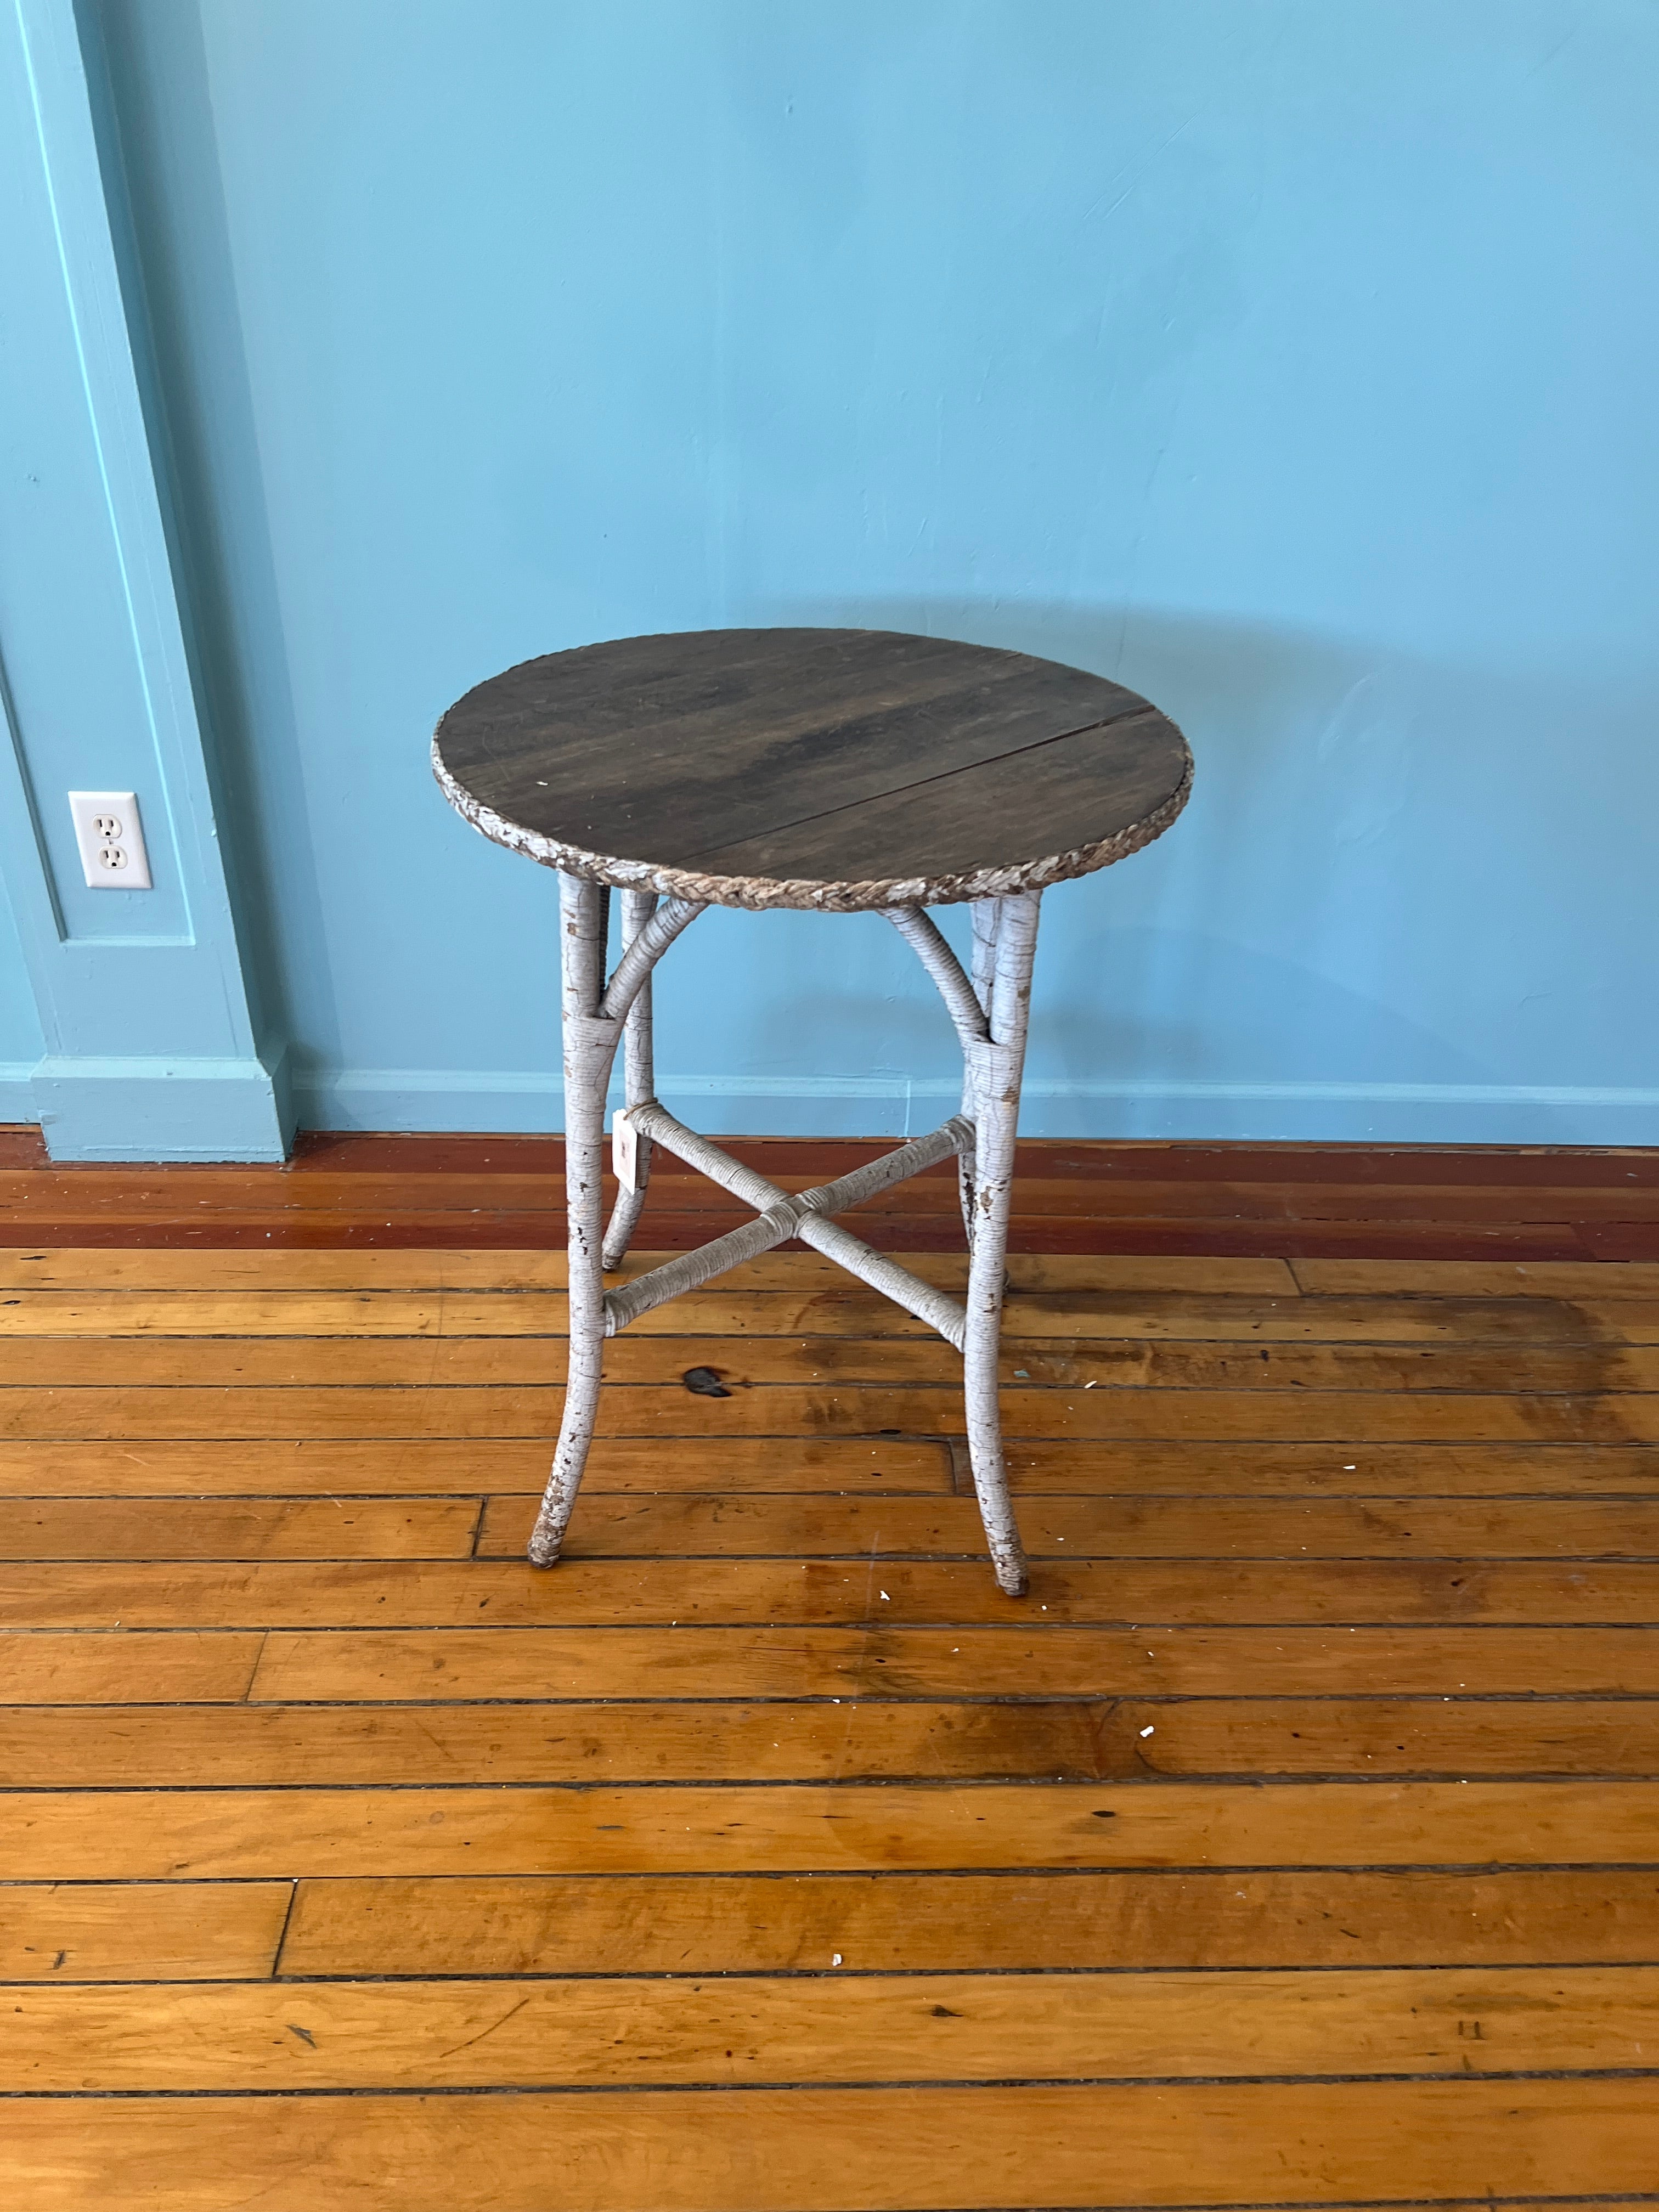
432,628,1192,910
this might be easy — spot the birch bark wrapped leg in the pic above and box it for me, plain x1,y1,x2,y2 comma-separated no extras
959,898,1001,1250
529,874,618,1567
961,890,1040,1597
601,889,659,1271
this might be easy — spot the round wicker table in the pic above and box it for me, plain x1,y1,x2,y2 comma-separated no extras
433,627,1192,1594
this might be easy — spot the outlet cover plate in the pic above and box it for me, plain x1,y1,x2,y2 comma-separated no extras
68,791,153,890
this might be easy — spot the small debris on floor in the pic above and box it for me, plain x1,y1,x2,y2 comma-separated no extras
682,1366,732,1397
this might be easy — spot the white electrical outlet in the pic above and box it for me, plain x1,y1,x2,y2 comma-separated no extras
69,791,153,890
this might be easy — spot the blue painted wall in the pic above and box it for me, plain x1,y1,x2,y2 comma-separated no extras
0,0,286,1155
8,0,1658,1144
0,878,45,1091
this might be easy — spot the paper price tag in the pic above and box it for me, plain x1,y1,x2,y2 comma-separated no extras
612,1109,642,1194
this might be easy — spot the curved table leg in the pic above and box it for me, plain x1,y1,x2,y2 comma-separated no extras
530,873,618,1567
531,879,704,1566
961,890,1041,1597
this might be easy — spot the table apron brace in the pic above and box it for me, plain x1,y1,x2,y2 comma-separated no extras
529,871,1042,1595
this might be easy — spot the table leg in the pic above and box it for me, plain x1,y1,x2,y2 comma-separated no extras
958,898,1001,1250
961,889,1041,1597
529,872,614,1567
601,889,659,1270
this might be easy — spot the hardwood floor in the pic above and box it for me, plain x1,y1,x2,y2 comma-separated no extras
4,1130,1658,2206
6,1119,1659,1254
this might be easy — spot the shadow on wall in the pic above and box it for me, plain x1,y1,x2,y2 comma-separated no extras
753,593,1638,1141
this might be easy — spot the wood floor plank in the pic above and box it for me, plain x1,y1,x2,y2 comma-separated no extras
1000,1291,1659,1345
1007,1440,1659,1493
0,1169,991,1216
9,1555,1659,1628
4,1780,1652,1880
0,1498,480,1560
1580,1222,1659,1261
3,1214,1602,1256
0,1629,261,1703
0,1289,927,1339
16,1287,1658,1343
9,1696,1658,1786
3,1436,1656,1498
0,1700,1125,1786
247,1622,1659,1701
7,1381,1658,1442
1128,1695,1659,1776
0,1249,1301,1293
8,2080,1657,2209
7,1965,1654,2090
1035,1289,1657,1345
281,1866,1659,1974
18,1164,1646,1222
0,1436,951,1498
471,1491,1659,1561
14,1162,1659,1227
24,1333,1659,1392
0,1881,291,1982
1293,1259,1659,1297
280,1130,1659,1186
